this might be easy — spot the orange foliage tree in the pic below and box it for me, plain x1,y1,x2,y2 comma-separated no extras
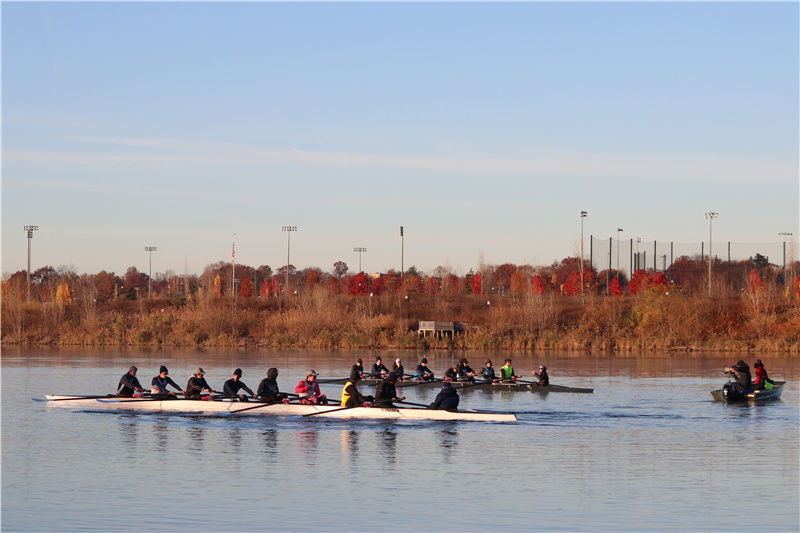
239,278,253,298
213,275,223,297
471,273,482,295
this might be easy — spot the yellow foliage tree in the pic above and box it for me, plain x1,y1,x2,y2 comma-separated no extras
213,275,223,297
56,282,73,306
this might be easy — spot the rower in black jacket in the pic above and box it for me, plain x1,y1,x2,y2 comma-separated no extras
391,358,405,380
375,373,405,406
457,358,476,382
430,382,459,410
185,368,217,400
351,358,365,379
444,362,460,382
117,366,145,397
223,368,255,400
415,358,435,381
257,368,288,403
370,356,389,378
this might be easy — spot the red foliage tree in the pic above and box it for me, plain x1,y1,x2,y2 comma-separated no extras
563,271,581,295
748,270,765,294
423,276,441,295
493,263,517,291
305,269,322,290
260,279,269,297
349,272,370,296
442,274,460,295
404,275,421,294
650,272,668,292
532,275,545,295
270,277,281,296
371,276,386,295
239,277,253,298
471,273,482,295
609,276,623,296
628,270,650,295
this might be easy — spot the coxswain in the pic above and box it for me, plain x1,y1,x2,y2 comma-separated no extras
370,356,389,378
429,381,459,410
457,358,476,382
223,368,255,401
352,358,365,379
374,373,405,406
150,365,184,399
185,367,217,400
392,358,405,380
340,370,374,407
752,359,774,391
117,366,145,397
443,362,459,382
415,358,435,381
257,368,288,403
499,358,519,382
481,360,496,382
533,365,549,386
295,369,328,405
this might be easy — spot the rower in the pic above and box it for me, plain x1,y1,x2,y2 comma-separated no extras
392,358,405,380
457,358,476,382
223,368,255,401
415,358,435,381
499,358,519,383
481,359,496,382
295,369,328,405
352,358,365,379
185,367,218,400
340,370,374,407
443,362,459,382
117,366,145,397
429,381,459,410
533,365,549,386
257,368,288,403
375,373,405,406
150,365,184,399
370,356,389,378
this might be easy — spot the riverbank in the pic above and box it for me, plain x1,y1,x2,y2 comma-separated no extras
3,289,799,353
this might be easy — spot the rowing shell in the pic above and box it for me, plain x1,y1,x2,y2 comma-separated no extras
439,381,594,393
40,396,516,422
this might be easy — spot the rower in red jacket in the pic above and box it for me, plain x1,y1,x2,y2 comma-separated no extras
295,369,328,405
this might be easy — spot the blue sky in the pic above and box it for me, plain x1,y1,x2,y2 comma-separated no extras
3,2,798,277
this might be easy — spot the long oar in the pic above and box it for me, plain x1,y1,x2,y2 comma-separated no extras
301,403,361,417
229,398,303,414
396,400,429,408
33,394,116,402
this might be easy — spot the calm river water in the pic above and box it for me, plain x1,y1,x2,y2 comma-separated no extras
2,347,798,532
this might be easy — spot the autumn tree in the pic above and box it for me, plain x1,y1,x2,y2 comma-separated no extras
56,282,73,306
239,277,254,298
213,275,224,297
471,273,482,295
609,276,623,296
532,275,545,295
349,272,370,296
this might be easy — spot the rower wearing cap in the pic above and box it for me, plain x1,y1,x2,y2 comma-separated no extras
499,359,520,383
117,366,145,397
257,368,288,403
223,368,255,401
533,365,549,386
481,359,497,382
341,369,374,407
185,368,218,400
415,358,434,381
375,373,405,406
150,366,184,399
370,356,389,378
352,358,365,379
391,358,405,380
295,369,328,405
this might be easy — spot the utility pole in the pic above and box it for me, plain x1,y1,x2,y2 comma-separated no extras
144,246,157,298
24,225,39,302
704,212,718,297
354,247,367,272
282,226,297,295
579,211,587,304
616,228,623,281
400,226,404,285
779,232,793,292
231,233,236,300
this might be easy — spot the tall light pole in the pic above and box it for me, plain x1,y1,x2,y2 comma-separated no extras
354,247,367,272
144,246,157,298
400,226,404,284
24,225,39,302
579,211,587,304
616,228,623,280
282,226,297,295
635,237,642,270
779,232,793,291
704,212,718,297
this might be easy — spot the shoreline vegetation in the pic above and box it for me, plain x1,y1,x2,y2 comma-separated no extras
3,257,799,353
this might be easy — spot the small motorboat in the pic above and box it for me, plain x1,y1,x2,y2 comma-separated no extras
710,381,785,403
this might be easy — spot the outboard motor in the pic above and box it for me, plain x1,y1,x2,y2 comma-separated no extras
723,382,745,402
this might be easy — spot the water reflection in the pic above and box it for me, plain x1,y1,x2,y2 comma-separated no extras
187,424,207,452
294,429,318,457
340,429,360,465
379,427,398,464
117,413,139,459
229,427,243,453
153,420,169,452
437,425,459,464
261,429,278,455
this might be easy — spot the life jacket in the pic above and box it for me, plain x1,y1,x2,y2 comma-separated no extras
500,365,514,380
341,381,355,406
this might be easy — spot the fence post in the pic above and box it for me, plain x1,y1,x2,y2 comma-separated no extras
630,238,633,275
589,235,593,270
654,241,657,272
608,237,612,293
727,241,731,290
670,242,673,280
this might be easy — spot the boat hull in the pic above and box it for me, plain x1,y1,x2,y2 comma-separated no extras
710,381,785,402
41,396,516,422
